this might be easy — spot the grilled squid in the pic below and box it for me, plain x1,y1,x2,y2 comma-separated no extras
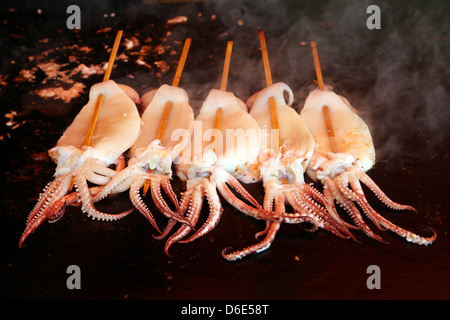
90,84,195,233
222,83,354,261
19,80,141,246
163,88,276,255
300,86,437,245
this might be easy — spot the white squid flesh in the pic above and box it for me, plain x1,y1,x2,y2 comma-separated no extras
91,84,195,233
19,80,141,247
223,83,354,261
300,86,436,245
164,88,276,256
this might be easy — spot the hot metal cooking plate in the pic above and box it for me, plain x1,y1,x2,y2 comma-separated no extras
1,0,449,301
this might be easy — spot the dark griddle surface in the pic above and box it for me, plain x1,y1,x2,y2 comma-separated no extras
1,0,449,302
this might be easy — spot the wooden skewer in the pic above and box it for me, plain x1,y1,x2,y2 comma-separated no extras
172,37,191,88
220,41,233,91
69,30,122,191
311,42,338,151
156,37,192,142
83,30,123,147
259,30,281,149
310,41,324,91
259,30,273,87
322,105,337,153
213,108,223,135
156,101,173,141
212,41,233,152
311,42,336,150
212,107,223,153
143,37,191,196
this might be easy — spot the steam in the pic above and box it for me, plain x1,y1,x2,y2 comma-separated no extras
205,0,449,168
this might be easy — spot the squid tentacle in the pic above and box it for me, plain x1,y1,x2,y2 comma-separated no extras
154,190,192,240
283,192,350,239
353,166,417,213
322,179,358,231
164,186,204,256
222,221,281,261
323,178,386,242
74,172,133,221
83,170,112,186
338,172,436,245
222,190,285,261
130,177,161,233
372,212,437,245
93,166,140,202
306,180,358,231
161,177,179,211
26,176,70,226
213,171,276,221
149,178,193,228
221,171,263,209
255,187,277,239
25,181,55,226
302,183,328,207
48,186,102,222
286,188,354,239
19,213,51,248
298,186,355,236
282,211,345,239
19,175,73,247
89,161,118,178
179,180,223,244
336,176,388,232
336,195,388,244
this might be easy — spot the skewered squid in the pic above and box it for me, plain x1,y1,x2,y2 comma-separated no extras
222,83,354,261
19,80,141,246
300,85,437,245
163,88,276,255
91,84,195,233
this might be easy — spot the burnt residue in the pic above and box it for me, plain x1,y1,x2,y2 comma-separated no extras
1,0,450,301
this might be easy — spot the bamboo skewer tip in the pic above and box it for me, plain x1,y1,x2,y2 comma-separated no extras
310,41,324,91
258,31,280,148
220,41,233,92
322,105,337,153
212,41,234,152
259,30,273,87
172,37,191,88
